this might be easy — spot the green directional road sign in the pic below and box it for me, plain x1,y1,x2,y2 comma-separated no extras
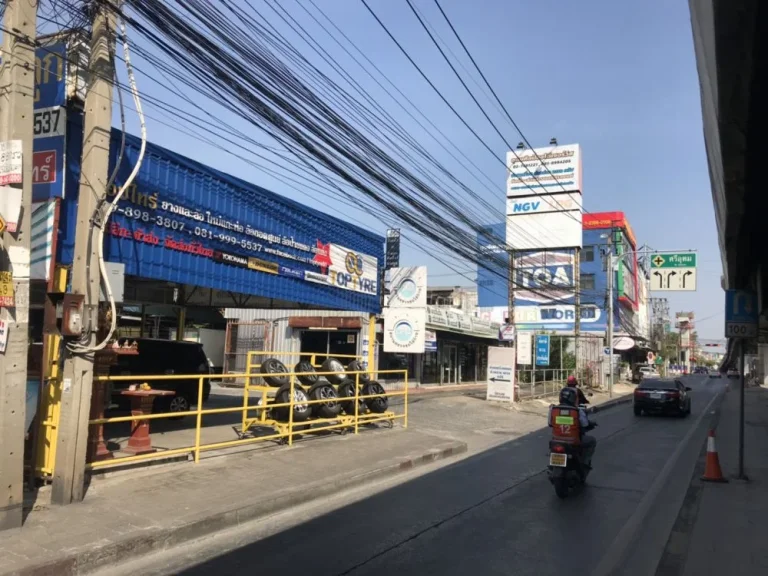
650,253,697,268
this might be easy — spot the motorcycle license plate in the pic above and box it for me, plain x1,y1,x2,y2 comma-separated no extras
549,453,567,467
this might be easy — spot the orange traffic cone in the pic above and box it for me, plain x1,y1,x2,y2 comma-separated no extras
701,429,728,483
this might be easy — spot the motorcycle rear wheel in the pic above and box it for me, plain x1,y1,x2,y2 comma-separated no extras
554,476,569,499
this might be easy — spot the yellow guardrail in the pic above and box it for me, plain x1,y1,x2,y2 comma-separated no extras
88,352,407,471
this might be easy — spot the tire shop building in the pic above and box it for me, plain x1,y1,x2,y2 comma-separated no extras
30,103,385,480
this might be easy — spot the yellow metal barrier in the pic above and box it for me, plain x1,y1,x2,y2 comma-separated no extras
86,354,407,471
35,265,68,478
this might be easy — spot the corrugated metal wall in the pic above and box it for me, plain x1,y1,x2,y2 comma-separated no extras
225,309,372,376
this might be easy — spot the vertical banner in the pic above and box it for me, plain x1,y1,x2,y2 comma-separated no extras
385,228,400,269
33,42,68,201
516,332,532,365
535,335,551,366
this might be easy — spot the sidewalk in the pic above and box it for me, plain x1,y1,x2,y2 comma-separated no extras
0,428,465,576
677,384,768,575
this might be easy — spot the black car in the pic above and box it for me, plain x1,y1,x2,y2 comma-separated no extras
633,378,692,417
109,338,212,414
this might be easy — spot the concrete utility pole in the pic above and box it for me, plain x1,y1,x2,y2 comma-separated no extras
52,6,115,505
507,248,515,338
573,247,581,378
606,251,614,398
0,0,37,531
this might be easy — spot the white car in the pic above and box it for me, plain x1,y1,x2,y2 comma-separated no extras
726,368,740,379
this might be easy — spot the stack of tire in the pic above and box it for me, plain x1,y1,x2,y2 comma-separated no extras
259,357,388,423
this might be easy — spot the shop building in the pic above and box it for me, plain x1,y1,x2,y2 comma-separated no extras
378,304,501,386
27,59,386,488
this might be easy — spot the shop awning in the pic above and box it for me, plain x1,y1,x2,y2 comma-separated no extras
425,306,500,340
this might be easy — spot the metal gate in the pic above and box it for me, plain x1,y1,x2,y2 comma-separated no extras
223,320,271,385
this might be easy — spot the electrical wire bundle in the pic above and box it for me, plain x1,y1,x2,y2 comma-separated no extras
6,0,609,312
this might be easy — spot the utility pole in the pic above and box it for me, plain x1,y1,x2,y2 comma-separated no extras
52,6,115,505
573,247,581,379
0,0,37,531
507,248,515,340
606,252,614,398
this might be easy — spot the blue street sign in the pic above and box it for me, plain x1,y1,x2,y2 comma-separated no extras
535,334,550,366
725,290,758,338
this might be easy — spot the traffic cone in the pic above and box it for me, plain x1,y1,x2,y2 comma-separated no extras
701,429,728,483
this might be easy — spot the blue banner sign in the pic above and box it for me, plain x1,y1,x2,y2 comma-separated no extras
535,334,550,366
33,42,67,201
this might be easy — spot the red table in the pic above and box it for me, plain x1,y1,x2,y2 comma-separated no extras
120,390,175,455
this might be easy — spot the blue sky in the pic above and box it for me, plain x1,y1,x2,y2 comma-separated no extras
83,1,721,337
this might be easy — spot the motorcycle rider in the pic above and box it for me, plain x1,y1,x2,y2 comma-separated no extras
549,387,597,463
567,374,589,405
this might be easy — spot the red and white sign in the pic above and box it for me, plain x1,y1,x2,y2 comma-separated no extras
0,140,22,185
33,150,57,184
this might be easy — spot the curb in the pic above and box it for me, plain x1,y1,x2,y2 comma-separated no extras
591,391,723,576
587,395,634,414
6,440,467,576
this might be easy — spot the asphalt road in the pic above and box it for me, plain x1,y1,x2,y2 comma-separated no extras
107,375,724,576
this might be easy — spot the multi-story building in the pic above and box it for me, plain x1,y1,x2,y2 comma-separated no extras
476,211,652,359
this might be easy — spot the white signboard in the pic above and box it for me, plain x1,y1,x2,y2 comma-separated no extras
506,209,583,250
386,266,427,308
516,332,532,365
33,107,67,139
0,318,8,353
650,268,697,291
487,346,516,403
0,140,23,186
383,307,426,353
507,143,582,197
0,185,22,233
506,192,583,215
500,324,515,341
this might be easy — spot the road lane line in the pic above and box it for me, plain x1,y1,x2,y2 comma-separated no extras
591,388,721,576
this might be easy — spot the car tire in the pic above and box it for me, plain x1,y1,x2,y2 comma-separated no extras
307,382,342,419
159,393,191,419
633,406,641,416
294,360,319,387
362,381,388,414
321,358,346,385
346,360,371,384
260,358,290,388
337,379,365,416
272,383,311,422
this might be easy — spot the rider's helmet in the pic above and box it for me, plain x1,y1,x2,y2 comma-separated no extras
567,375,577,386
559,387,578,407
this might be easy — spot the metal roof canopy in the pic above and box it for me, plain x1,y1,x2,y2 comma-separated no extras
123,276,342,310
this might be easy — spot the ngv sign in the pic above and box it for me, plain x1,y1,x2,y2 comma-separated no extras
510,201,542,213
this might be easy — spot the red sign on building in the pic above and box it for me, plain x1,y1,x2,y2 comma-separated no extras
33,150,57,184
